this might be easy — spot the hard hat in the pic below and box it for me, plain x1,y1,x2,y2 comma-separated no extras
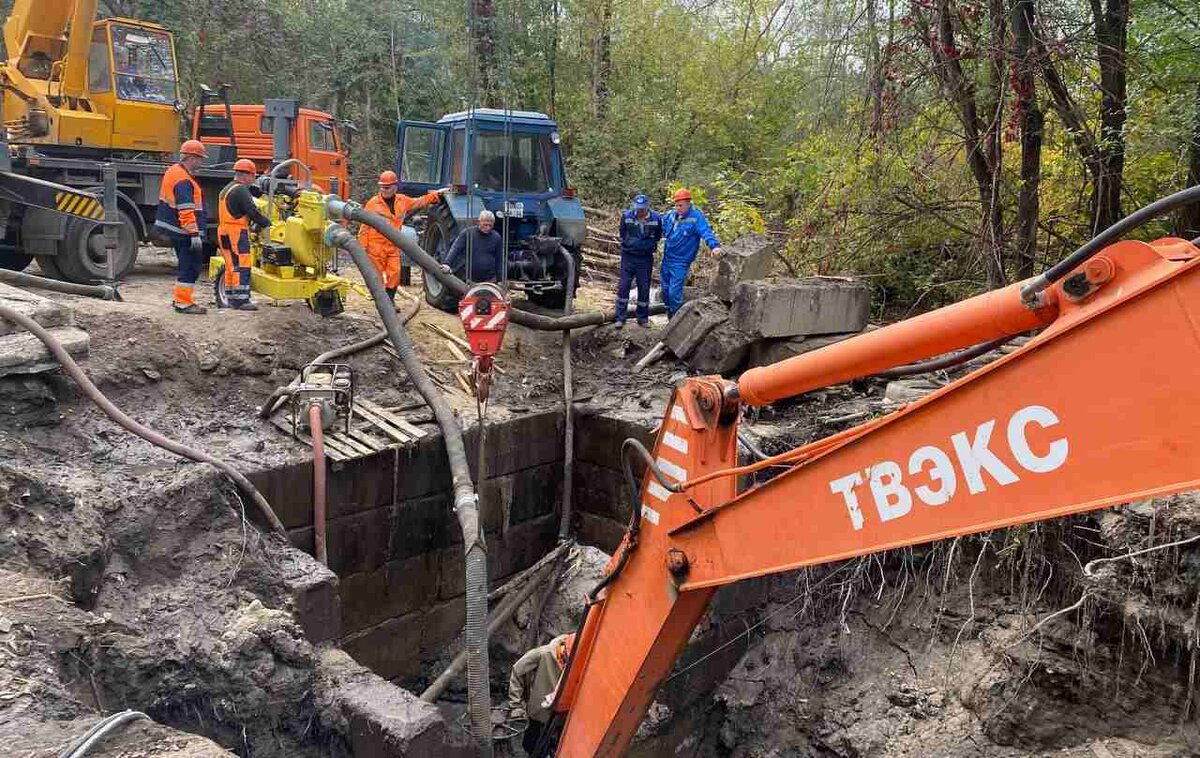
378,170,398,186
180,139,208,159
672,188,692,203
233,158,257,174
632,194,649,210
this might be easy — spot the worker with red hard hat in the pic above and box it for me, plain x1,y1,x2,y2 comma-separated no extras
660,187,721,317
357,170,448,302
154,139,210,314
215,158,272,311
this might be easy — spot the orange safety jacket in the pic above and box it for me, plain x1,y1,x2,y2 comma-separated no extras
356,190,440,260
154,163,205,239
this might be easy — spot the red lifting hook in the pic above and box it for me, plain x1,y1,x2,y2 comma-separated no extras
458,283,511,402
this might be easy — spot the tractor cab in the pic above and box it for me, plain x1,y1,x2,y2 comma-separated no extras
395,108,585,311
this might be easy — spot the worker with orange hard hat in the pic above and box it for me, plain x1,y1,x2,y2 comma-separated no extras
660,187,721,317
357,170,448,302
215,158,272,311
154,140,210,314
506,632,577,753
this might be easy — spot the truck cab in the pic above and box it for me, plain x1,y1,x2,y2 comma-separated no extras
194,98,352,198
395,108,585,310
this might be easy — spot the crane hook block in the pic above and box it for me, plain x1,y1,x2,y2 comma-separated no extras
458,283,511,402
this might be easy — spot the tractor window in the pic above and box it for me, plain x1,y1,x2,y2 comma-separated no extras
472,131,552,194
111,24,177,104
401,125,444,184
88,28,112,94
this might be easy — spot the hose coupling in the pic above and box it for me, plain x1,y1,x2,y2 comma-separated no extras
323,222,353,247
324,195,360,221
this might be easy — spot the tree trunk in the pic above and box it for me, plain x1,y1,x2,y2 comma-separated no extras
592,0,614,120
471,0,498,107
1178,81,1200,240
1090,0,1129,233
548,0,559,117
1013,0,1042,278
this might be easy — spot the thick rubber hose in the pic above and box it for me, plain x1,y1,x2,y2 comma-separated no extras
324,226,492,754
0,305,286,536
873,336,1014,379
558,246,576,540
59,710,149,758
0,269,121,300
1022,184,1200,300
325,197,665,331
309,403,328,565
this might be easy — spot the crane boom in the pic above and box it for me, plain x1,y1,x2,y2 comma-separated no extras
553,235,1200,755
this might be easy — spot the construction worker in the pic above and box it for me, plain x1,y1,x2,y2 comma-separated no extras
357,170,446,302
442,210,505,282
154,140,209,314
507,632,576,754
216,159,272,311
614,193,662,327
660,188,721,318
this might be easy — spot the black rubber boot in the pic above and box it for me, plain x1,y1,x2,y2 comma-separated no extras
399,266,412,287
385,287,397,302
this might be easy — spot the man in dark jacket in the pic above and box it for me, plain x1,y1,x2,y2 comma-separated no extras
442,210,504,282
614,194,662,327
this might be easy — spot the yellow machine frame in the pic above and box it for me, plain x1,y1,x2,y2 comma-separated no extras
208,187,363,313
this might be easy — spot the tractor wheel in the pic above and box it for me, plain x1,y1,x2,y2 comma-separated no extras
421,221,460,313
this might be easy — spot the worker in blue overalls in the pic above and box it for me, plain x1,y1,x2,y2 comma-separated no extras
660,188,721,317
615,194,662,327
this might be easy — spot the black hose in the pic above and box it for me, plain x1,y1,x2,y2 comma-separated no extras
558,246,576,540
323,226,492,754
59,710,149,758
737,431,771,462
622,437,684,497
1022,184,1200,301
0,304,286,536
872,336,1014,380
325,197,665,331
0,269,121,301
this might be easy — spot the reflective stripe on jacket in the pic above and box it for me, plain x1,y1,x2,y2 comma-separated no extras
356,190,440,260
155,162,204,238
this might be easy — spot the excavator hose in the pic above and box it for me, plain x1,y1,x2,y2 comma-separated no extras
0,305,286,536
1022,184,1200,301
873,335,1014,380
323,225,493,755
325,197,665,331
0,269,121,301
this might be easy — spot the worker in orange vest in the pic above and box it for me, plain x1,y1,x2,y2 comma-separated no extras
357,170,448,302
216,159,272,311
154,140,209,314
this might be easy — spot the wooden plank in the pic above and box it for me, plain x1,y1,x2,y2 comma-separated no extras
270,416,352,461
444,340,468,362
424,322,470,350
351,404,414,444
345,426,391,452
357,398,429,439
330,432,378,457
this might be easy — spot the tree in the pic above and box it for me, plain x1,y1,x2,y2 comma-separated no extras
1012,0,1043,278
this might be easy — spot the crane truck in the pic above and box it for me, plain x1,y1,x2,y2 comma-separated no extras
530,212,1200,755
0,0,349,284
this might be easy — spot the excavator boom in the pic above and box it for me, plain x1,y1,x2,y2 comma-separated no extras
554,235,1200,755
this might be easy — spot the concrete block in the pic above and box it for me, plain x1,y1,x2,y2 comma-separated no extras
713,233,776,301
326,505,393,576
279,548,342,644
663,297,729,359
0,282,73,336
325,453,394,520
574,411,654,468
731,278,869,339
577,512,627,553
686,322,756,376
747,332,859,369
389,492,460,561
340,614,427,687
247,461,313,530
502,463,563,527
340,553,441,634
315,648,469,757
0,326,89,377
420,597,467,662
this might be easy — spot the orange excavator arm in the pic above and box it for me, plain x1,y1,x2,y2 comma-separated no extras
552,233,1200,756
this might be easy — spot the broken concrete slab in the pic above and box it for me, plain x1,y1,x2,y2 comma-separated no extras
0,281,73,337
713,233,776,302
731,278,869,339
687,321,757,375
663,296,729,359
0,326,88,377
747,331,859,369
884,378,943,404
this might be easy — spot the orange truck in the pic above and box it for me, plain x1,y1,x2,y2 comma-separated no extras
193,93,352,198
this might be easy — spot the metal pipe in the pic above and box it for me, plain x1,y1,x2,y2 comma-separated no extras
420,559,559,703
323,225,492,754
558,246,576,540
102,163,118,283
309,403,328,565
0,269,120,300
325,197,664,331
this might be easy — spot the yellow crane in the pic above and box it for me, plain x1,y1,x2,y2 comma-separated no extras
1,0,180,154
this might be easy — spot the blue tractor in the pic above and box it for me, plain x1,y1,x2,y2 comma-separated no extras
395,108,585,311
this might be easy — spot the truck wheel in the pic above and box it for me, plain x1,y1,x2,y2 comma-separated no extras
35,255,64,279
54,209,138,283
421,222,460,313
0,251,33,272
527,247,582,310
